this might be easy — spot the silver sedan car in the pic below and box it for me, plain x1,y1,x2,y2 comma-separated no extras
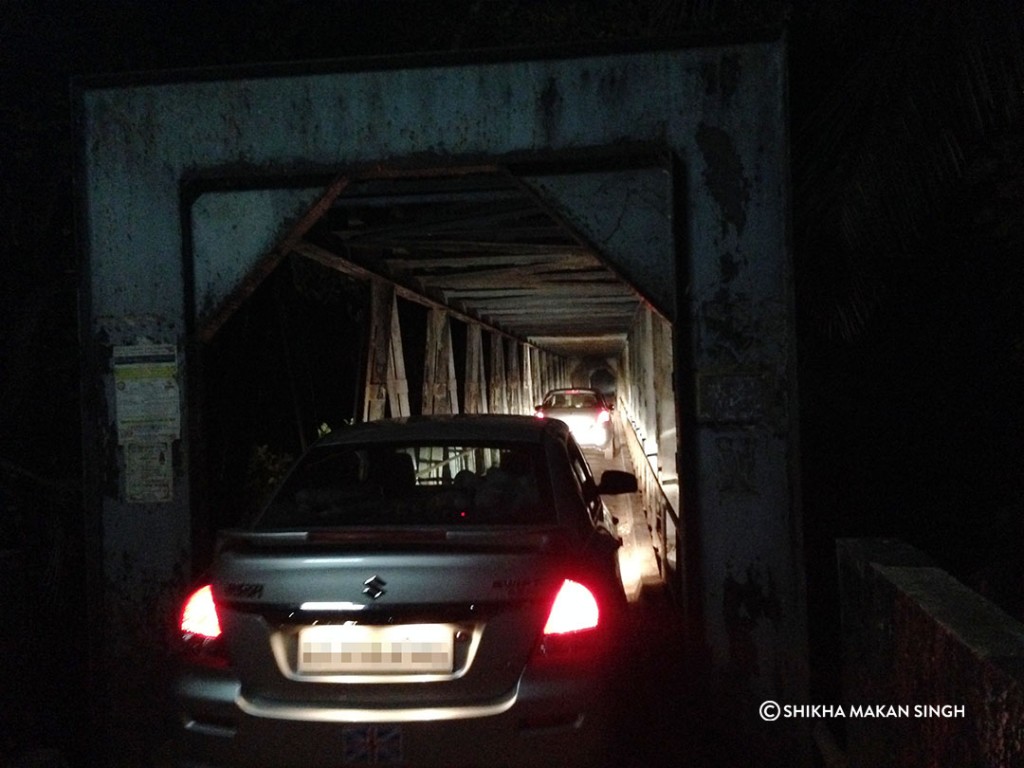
175,415,638,768
534,388,614,458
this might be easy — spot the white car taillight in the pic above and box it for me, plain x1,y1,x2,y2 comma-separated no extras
181,584,221,639
596,408,611,425
543,579,599,635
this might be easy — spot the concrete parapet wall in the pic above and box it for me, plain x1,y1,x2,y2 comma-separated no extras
837,538,1024,767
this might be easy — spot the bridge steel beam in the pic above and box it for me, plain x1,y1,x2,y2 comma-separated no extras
652,314,678,510
421,308,459,416
521,343,535,413
464,324,488,415
363,281,411,421
529,347,543,409
639,309,660,455
620,336,634,417
506,340,523,415
488,333,509,415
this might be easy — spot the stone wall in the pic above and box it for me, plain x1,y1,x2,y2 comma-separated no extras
837,538,1024,767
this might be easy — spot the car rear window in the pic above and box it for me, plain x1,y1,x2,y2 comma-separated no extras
545,391,600,408
254,441,554,530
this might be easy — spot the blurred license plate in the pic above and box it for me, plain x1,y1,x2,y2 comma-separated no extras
298,624,454,673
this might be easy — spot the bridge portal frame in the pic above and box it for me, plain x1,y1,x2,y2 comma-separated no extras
76,33,806,762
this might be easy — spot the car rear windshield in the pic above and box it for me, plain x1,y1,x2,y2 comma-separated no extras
254,441,554,530
545,391,600,408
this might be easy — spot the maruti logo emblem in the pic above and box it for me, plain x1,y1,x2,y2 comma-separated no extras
363,575,387,600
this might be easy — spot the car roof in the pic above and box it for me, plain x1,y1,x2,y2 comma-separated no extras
313,414,570,447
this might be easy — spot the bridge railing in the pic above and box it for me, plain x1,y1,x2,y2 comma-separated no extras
616,406,680,599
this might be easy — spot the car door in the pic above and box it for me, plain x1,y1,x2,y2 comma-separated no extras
566,439,613,531
563,437,628,618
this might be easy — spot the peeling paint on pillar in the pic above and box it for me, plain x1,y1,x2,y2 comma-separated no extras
538,76,563,142
697,123,751,239
724,563,783,683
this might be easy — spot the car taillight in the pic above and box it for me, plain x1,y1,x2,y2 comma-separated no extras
596,408,610,424
544,579,599,634
182,585,221,638
180,584,228,667
535,580,603,662
534,410,546,419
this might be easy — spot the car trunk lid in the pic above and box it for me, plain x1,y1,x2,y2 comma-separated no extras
210,527,574,710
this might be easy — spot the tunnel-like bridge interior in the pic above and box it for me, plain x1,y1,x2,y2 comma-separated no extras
194,159,680,597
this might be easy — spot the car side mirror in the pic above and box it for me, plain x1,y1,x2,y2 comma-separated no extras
596,470,638,495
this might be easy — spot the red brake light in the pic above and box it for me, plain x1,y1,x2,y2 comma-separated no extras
181,584,221,639
544,579,599,635
180,584,229,668
596,408,610,424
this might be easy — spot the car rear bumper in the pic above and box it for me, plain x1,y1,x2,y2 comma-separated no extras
174,667,622,768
